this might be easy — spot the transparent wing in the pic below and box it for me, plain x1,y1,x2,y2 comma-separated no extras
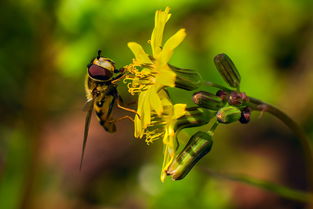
82,98,93,112
80,98,94,170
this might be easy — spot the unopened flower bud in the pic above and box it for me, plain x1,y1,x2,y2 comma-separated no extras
192,91,225,110
228,91,242,106
214,53,241,88
169,64,202,91
239,107,251,124
216,90,228,101
175,107,214,131
216,106,241,124
167,131,213,180
228,91,249,106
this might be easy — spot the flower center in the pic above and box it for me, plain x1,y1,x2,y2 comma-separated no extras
124,64,158,95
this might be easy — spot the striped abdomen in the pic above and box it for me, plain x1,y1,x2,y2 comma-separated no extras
94,91,117,133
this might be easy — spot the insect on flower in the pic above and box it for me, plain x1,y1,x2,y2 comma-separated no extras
80,50,138,169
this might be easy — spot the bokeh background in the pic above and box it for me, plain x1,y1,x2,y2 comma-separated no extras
1,0,313,208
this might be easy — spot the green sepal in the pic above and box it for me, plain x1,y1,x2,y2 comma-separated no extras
174,107,214,132
193,91,225,110
169,64,202,91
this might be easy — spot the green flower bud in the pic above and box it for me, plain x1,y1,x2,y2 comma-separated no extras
214,53,241,89
167,131,213,180
216,106,241,124
169,64,202,91
174,107,214,132
192,91,225,110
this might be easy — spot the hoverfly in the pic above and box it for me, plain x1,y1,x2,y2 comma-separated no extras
80,50,137,169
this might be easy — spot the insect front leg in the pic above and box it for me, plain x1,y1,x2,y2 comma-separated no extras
111,70,126,84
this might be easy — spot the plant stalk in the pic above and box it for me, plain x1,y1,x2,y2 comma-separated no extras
248,97,313,205
201,168,313,203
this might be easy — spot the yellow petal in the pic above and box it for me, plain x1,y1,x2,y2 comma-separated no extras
159,29,186,65
160,142,170,182
134,115,141,138
134,93,145,138
167,128,176,150
162,129,169,145
162,139,175,171
128,42,152,64
160,152,169,182
159,89,172,107
160,127,176,182
151,7,171,57
173,104,186,119
160,171,167,183
149,86,163,116
155,65,176,87
142,90,151,129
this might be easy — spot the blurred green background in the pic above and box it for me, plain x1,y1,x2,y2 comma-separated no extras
1,0,313,208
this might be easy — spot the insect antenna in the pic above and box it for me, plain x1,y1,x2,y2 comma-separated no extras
97,50,102,59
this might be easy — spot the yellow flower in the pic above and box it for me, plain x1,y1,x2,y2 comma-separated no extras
141,91,186,182
124,7,186,138
160,102,186,182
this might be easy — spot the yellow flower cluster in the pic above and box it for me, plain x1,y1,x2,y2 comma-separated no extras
124,7,187,181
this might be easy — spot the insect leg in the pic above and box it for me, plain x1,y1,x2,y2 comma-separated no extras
107,115,134,123
111,72,126,84
116,95,140,118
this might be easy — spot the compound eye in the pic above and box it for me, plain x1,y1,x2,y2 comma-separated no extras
88,64,113,81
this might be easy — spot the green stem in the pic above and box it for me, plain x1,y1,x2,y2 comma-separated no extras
204,82,313,204
208,119,219,133
201,168,313,202
248,97,313,203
